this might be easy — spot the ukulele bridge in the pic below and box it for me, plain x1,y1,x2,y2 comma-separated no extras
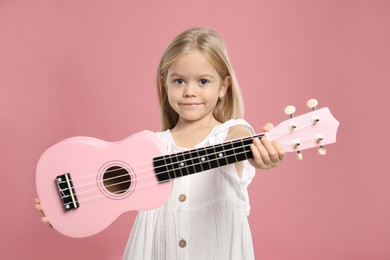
56,173,79,211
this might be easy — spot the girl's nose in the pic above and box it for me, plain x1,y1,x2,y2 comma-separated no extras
183,83,197,97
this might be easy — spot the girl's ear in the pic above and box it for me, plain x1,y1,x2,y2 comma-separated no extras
220,76,231,98
160,76,166,89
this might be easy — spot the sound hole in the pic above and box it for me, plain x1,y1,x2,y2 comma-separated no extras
102,166,131,194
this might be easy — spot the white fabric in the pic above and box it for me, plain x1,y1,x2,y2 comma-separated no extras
123,119,256,260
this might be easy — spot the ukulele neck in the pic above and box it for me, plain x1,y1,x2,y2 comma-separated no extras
153,134,264,182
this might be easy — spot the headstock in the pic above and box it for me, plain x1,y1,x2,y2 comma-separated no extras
267,99,339,160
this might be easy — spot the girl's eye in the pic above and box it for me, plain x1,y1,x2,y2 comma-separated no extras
199,79,209,86
174,79,184,85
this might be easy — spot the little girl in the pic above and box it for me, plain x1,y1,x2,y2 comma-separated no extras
36,27,285,259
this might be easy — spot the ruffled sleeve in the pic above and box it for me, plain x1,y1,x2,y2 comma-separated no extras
210,119,257,215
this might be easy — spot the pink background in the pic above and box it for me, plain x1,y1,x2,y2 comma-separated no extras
1,0,389,259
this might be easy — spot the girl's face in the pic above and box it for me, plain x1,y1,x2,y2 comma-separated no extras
163,51,229,126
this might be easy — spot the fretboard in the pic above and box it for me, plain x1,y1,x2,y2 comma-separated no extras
153,134,264,182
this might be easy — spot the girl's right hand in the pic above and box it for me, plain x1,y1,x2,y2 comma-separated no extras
34,198,51,226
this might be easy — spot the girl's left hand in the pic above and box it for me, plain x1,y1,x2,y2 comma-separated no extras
249,123,285,169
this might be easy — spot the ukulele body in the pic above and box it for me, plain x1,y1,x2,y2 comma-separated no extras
36,131,171,238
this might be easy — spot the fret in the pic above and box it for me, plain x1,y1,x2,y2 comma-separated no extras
196,147,211,171
213,144,229,167
175,152,188,176
242,137,254,159
205,146,218,169
195,148,205,172
174,152,184,178
153,155,170,182
232,138,249,161
183,150,196,175
190,149,203,173
222,141,237,165
164,155,174,180
167,154,181,179
239,138,248,160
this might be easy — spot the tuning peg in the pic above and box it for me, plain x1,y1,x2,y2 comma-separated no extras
284,105,296,118
315,134,324,143
292,141,303,160
306,99,318,111
317,146,327,155
285,105,297,130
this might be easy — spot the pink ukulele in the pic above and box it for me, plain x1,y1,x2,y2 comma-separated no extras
35,99,339,238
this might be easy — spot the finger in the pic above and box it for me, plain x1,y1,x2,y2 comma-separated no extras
253,137,272,165
41,216,50,224
262,123,274,132
35,203,43,211
261,136,279,163
250,138,265,167
41,215,53,228
272,140,286,160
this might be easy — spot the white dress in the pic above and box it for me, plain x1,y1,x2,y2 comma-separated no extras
123,119,256,260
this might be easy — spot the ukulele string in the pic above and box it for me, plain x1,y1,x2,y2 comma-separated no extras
71,125,293,183
64,127,317,204
68,134,315,206
68,128,289,186
64,125,312,196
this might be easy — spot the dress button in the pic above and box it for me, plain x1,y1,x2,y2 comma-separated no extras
178,194,187,202
179,239,187,248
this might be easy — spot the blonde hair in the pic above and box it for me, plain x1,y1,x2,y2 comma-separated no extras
157,27,244,131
